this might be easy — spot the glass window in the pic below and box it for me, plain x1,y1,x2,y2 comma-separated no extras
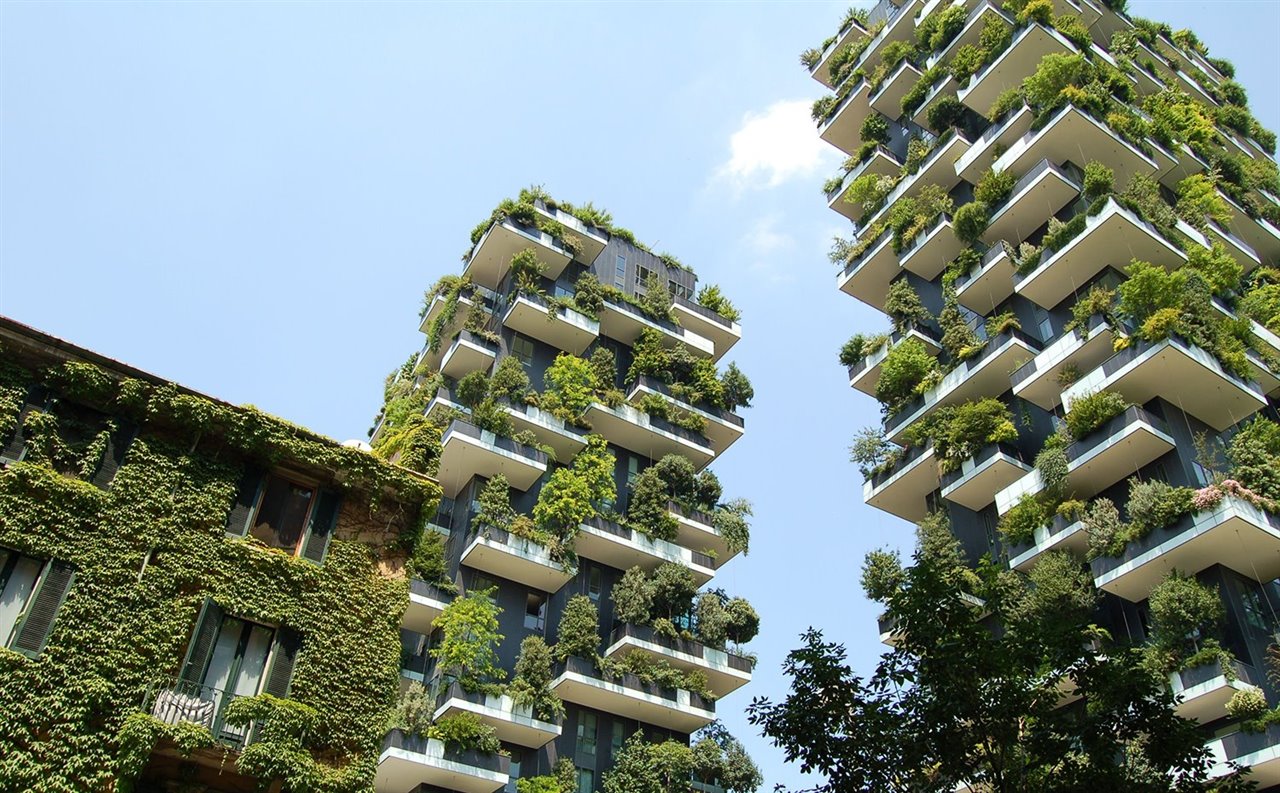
1033,305,1053,343
202,615,275,698
614,255,626,288
610,721,625,755
1192,460,1213,487
524,592,546,633
636,265,654,287
577,712,598,756
576,768,594,793
505,750,524,793
250,475,314,551
512,336,535,368
0,549,42,648
587,566,602,602
472,574,498,601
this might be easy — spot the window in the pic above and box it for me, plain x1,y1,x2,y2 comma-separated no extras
577,712,598,757
614,255,627,289
587,565,602,602
1033,305,1053,343
524,592,547,633
576,768,595,793
226,469,340,563
635,265,654,287
668,280,690,300
505,750,525,793
472,574,499,601
512,336,535,368
1192,460,1213,487
0,549,74,657
250,474,315,551
610,721,625,756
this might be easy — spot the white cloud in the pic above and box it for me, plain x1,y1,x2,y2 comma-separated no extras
716,100,835,191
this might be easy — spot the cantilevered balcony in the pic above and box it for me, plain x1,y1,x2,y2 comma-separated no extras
626,376,743,456
503,402,587,462
376,730,509,793
955,243,1016,315
955,104,1034,182
533,201,610,263
604,623,753,698
577,515,715,586
859,132,970,235
1006,513,1086,572
1062,337,1266,432
940,443,1032,512
1206,220,1262,274
877,611,902,647
825,146,902,221
599,297,715,358
437,419,548,497
910,73,960,132
440,330,499,380
1014,198,1186,310
863,444,939,524
1220,191,1280,265
884,330,1040,444
465,218,573,290
900,215,963,281
460,524,573,592
667,501,740,567
958,23,1077,116
992,105,1158,192
868,60,922,118
433,681,561,749
502,293,599,355
1092,496,1280,601
551,656,716,734
1171,660,1259,724
995,407,1175,513
672,295,741,361
981,159,1081,246
807,15,873,88
849,327,942,397
1209,725,1280,787
1010,314,1115,410
818,78,874,156
403,577,454,634
924,2,1011,75
419,285,495,336
583,401,715,469
836,227,898,309
852,0,923,78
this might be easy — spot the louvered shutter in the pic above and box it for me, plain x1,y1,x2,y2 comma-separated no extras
178,599,224,689
263,628,301,698
299,489,341,564
1,390,47,464
11,559,75,658
225,466,264,537
89,422,137,489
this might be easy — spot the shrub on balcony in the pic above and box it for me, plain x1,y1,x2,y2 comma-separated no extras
1035,427,1072,498
1064,390,1131,439
491,356,532,405
998,493,1050,544
840,332,887,368
598,650,713,701
1127,477,1195,535
541,352,597,421
407,524,449,587
975,167,1016,206
1239,269,1280,334
714,498,753,556
1175,174,1233,233
939,296,982,365
431,712,502,755
952,201,990,245
914,397,1018,474
1063,284,1116,337
1082,161,1114,202
875,338,939,413
888,184,954,252
916,3,966,52
984,310,1021,338
885,279,930,333
554,595,601,662
860,548,904,602
509,636,565,723
1226,417,1280,502
850,425,896,479
1145,570,1229,676
927,95,966,132
696,283,741,323
987,87,1024,121
433,589,507,694
626,466,681,541
848,172,898,220
535,435,616,541
423,274,475,353
1083,497,1128,559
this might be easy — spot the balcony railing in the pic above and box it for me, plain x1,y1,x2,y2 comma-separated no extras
672,295,733,330
867,443,931,490
630,375,744,428
141,676,253,750
381,728,510,777
581,514,716,571
444,419,549,467
553,655,716,714
608,622,754,674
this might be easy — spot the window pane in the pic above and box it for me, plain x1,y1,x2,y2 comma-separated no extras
587,567,601,601
233,624,275,697
611,721,624,753
203,616,246,695
524,593,546,632
0,554,42,647
614,255,626,288
578,712,597,755
577,768,594,793
513,337,534,367
251,476,314,551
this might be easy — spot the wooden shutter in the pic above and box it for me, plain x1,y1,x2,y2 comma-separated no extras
0,389,47,464
88,422,137,489
178,598,224,688
263,628,302,698
299,489,341,564
225,466,264,537
11,559,75,658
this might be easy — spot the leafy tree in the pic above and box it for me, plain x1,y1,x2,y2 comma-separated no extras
639,273,675,322
860,113,890,145
509,636,565,723
721,363,754,411
1227,417,1280,500
475,475,515,529
714,497,752,556
541,353,596,420
554,594,601,661
875,338,938,413
432,589,506,693
926,95,966,131
695,284,741,322
650,563,697,622
534,434,615,536
627,466,680,540
628,328,671,383
602,732,695,793
723,597,760,645
885,279,930,333
695,592,729,648
491,355,532,404
612,566,655,626
456,370,490,408
589,346,618,392
693,722,763,793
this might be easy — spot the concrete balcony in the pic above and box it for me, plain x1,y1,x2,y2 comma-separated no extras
577,515,715,586
940,443,1032,512
503,401,588,463
502,293,599,355
1092,495,1280,601
958,23,1077,116
836,227,899,310
900,214,963,281
1220,191,1280,265
551,656,716,734
849,327,942,397
863,444,939,524
955,104,1034,182
877,611,902,647
992,105,1158,193
672,295,741,361
981,159,1081,246
433,681,561,749
1062,337,1266,433
1171,660,1259,724
465,217,573,290
1014,198,1185,310
853,0,923,81
1209,724,1280,787
604,623,752,699
600,297,714,358
418,285,494,336
376,730,509,793
667,501,740,567
533,201,609,264
460,525,573,592
1006,514,1086,572
818,78,875,157
1206,220,1262,274
884,330,1040,445
924,2,1011,75
868,59,922,119
995,406,1175,513
403,577,454,635
437,419,548,497
860,132,970,235
583,401,715,469
955,243,1016,316
626,376,744,457
910,73,961,132
1010,314,1115,411
440,330,499,381
807,15,873,88
825,146,902,221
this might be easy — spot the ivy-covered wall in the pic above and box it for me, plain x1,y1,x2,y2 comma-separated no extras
0,319,441,793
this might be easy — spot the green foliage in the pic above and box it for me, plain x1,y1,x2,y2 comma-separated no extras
1065,284,1116,335
984,310,1020,338
887,184,954,252
639,273,675,323
389,681,436,737
839,333,886,368
860,112,890,145
714,498,753,556
696,284,741,322
508,636,565,723
927,96,966,131
1176,174,1232,231
1083,161,1115,201
1064,390,1130,439
602,732,695,793
721,362,754,411
998,493,1050,544
541,352,597,421
627,465,681,541
910,397,1018,474
1051,13,1091,49
1185,243,1242,298
534,435,616,538
1226,417,1280,501
612,566,655,626
1146,571,1225,675
939,296,980,364
432,589,506,693
884,279,929,333
915,4,966,52
1240,271,1280,334
987,87,1025,120
490,355,532,405
875,338,939,413
650,562,697,622
455,370,490,408
1227,687,1269,721
860,549,904,603
573,272,606,318
628,328,670,383
974,167,1015,206
952,201,990,245
1127,478,1195,535
849,426,894,477
430,711,501,754
554,595,601,661
407,524,449,586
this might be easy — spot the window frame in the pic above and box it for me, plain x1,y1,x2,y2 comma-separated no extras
247,472,318,555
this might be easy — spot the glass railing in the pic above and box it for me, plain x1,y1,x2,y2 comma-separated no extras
382,728,509,775
939,442,1025,490
444,419,548,466
630,375,744,427
608,623,753,673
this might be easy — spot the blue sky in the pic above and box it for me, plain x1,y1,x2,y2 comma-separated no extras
2,1,1278,787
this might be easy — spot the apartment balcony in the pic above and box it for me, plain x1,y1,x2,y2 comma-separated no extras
1171,660,1259,724
1206,220,1262,274
626,376,743,456
995,407,1175,513
860,132,970,235
955,104,1034,183
807,15,873,88
1006,513,1086,572
1092,495,1280,602
667,501,740,567
437,419,548,498
900,215,963,281
1150,140,1209,192
1062,336,1266,433
910,73,961,132
863,444,939,524
460,524,574,592
418,285,494,336
981,159,1081,246
992,105,1158,192
818,78,875,156
376,730,509,793
403,578,454,635
924,2,1011,74
1010,315,1115,410
940,443,1032,512
1209,724,1280,787
955,243,1016,316
826,146,902,221
1221,191,1280,265
503,401,588,462
424,385,467,425
501,293,599,355
1014,198,1185,310
849,327,942,397
599,296,714,358
583,401,715,469
852,0,923,82
440,330,499,381
958,23,1077,116
433,681,561,749
577,515,715,586
868,60,922,119
604,623,753,698
533,201,610,263
884,330,1040,445
141,677,254,751
877,611,902,647
1134,39,1218,109
465,217,573,290
836,227,899,309
550,655,716,734
672,295,741,361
